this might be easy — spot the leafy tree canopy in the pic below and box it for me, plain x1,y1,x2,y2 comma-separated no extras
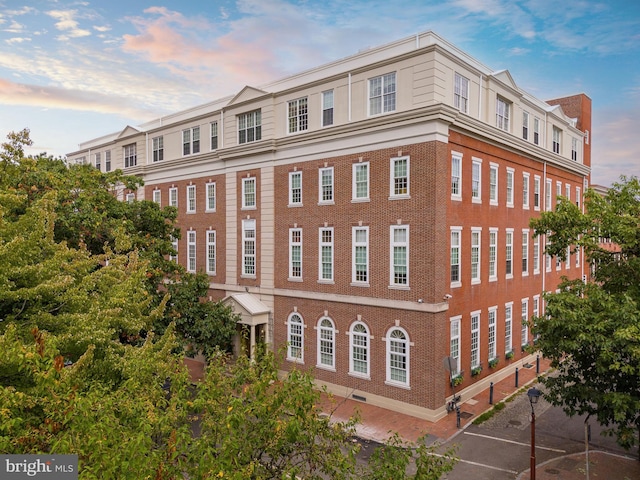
530,176,640,450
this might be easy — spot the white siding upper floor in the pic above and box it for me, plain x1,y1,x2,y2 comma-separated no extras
68,31,586,173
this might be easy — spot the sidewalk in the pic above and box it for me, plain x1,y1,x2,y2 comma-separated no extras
516,451,640,480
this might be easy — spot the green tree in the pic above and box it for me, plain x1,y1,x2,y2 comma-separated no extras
530,176,640,451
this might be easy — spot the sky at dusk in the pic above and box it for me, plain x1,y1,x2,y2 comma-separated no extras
0,0,638,187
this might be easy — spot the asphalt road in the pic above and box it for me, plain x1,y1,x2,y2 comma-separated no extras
438,388,639,480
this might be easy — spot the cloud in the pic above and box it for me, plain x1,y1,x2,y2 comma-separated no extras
46,9,91,39
5,37,31,45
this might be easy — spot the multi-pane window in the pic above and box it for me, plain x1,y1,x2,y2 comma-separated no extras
523,173,530,209
522,111,529,140
533,235,540,274
390,225,409,286
450,228,461,285
242,177,256,209
571,137,578,161
242,219,256,276
187,230,196,272
521,299,529,346
489,229,498,281
545,179,552,211
238,110,261,144
556,181,562,202
566,183,571,202
289,228,302,279
126,193,135,203
522,230,529,275
322,90,334,127
352,226,369,284
105,150,111,172
454,73,469,113
533,117,541,145
533,295,540,341
505,302,513,354
170,236,178,263
169,187,178,208
391,156,409,197
534,175,541,210
488,307,497,360
210,121,218,150
319,227,334,282
369,72,396,115
471,228,481,284
350,322,369,377
352,162,369,200
489,163,498,205
287,313,304,361
552,126,561,154
506,168,514,207
186,185,196,213
94,152,101,171
470,312,480,368
319,167,334,203
450,317,461,375
496,97,510,131
152,189,161,205
576,186,581,208
317,317,335,369
451,153,462,199
288,97,308,133
546,238,552,272
152,136,164,162
289,171,302,205
206,230,216,274
471,158,481,202
124,143,137,168
387,328,409,386
206,182,216,211
505,229,513,277
183,127,200,156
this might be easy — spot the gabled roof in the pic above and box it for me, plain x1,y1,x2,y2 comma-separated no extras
226,86,269,107
223,293,270,316
490,69,518,90
116,125,142,139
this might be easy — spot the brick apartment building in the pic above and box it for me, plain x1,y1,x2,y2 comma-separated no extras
68,31,591,421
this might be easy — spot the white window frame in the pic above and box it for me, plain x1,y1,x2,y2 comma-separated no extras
546,238,552,272
206,229,216,275
390,225,409,287
182,126,200,156
169,187,178,208
289,228,302,280
522,111,529,140
552,126,562,154
317,317,335,370
522,172,530,210
238,110,261,144
368,72,396,116
152,136,163,162
471,227,481,284
187,230,196,272
505,302,513,355
287,312,304,363
545,179,552,211
210,121,218,150
319,166,334,204
565,183,571,202
170,236,178,263
288,97,308,134
321,90,334,127
94,152,101,171
471,157,482,203
352,226,369,285
533,175,541,210
533,117,541,145
450,227,462,288
242,219,256,277
496,97,510,132
104,150,111,172
242,177,256,209
505,228,514,279
289,171,302,206
454,73,469,113
352,162,369,201
451,152,462,200
533,235,540,275
522,229,529,276
489,228,498,282
152,189,161,205
533,295,540,341
576,186,581,208
386,327,410,387
186,185,196,213
126,192,135,203
390,156,410,198
506,167,514,207
488,306,497,361
205,182,216,212
571,137,578,161
349,321,370,378
319,227,334,282
521,298,529,347
450,316,461,376
124,143,137,168
489,163,498,205
470,311,481,369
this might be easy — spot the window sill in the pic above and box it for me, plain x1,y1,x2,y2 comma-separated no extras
288,203,303,208
388,194,410,201
385,380,410,390
205,209,216,213
288,277,303,282
350,282,370,288
388,284,410,291
318,201,335,206
317,279,335,285
241,206,257,211
351,198,370,203
348,372,370,381
241,274,257,279
316,364,336,372
287,357,304,365
450,281,462,289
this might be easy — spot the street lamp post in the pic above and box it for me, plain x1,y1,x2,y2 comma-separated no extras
527,387,542,480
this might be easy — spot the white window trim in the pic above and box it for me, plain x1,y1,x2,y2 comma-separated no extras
316,317,336,371
318,227,334,283
389,155,410,199
471,157,482,203
169,187,178,208
389,225,409,288
523,172,530,210
506,167,515,208
289,227,302,281
286,312,304,363
471,227,481,285
522,229,529,277
505,301,513,355
470,310,481,369
368,72,396,116
152,189,161,205
533,175,541,211
505,228,514,279
242,177,257,210
533,235,540,275
288,171,303,206
187,230,196,272
321,90,334,127
242,219,256,278
451,151,463,201
287,97,308,134
182,126,200,156
488,306,497,361
489,162,499,206
348,321,371,379
206,229,216,275
318,166,334,205
352,226,369,286
545,179,552,211
384,326,411,388
521,298,529,347
489,228,498,282
352,162,370,202
205,182,216,212
454,72,469,114
450,316,461,376
450,226,462,288
186,185,196,213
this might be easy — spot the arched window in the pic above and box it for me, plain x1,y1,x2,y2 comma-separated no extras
317,317,335,369
349,322,370,378
287,313,304,362
386,327,409,386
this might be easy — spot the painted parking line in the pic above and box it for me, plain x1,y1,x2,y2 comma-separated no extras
464,431,566,453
